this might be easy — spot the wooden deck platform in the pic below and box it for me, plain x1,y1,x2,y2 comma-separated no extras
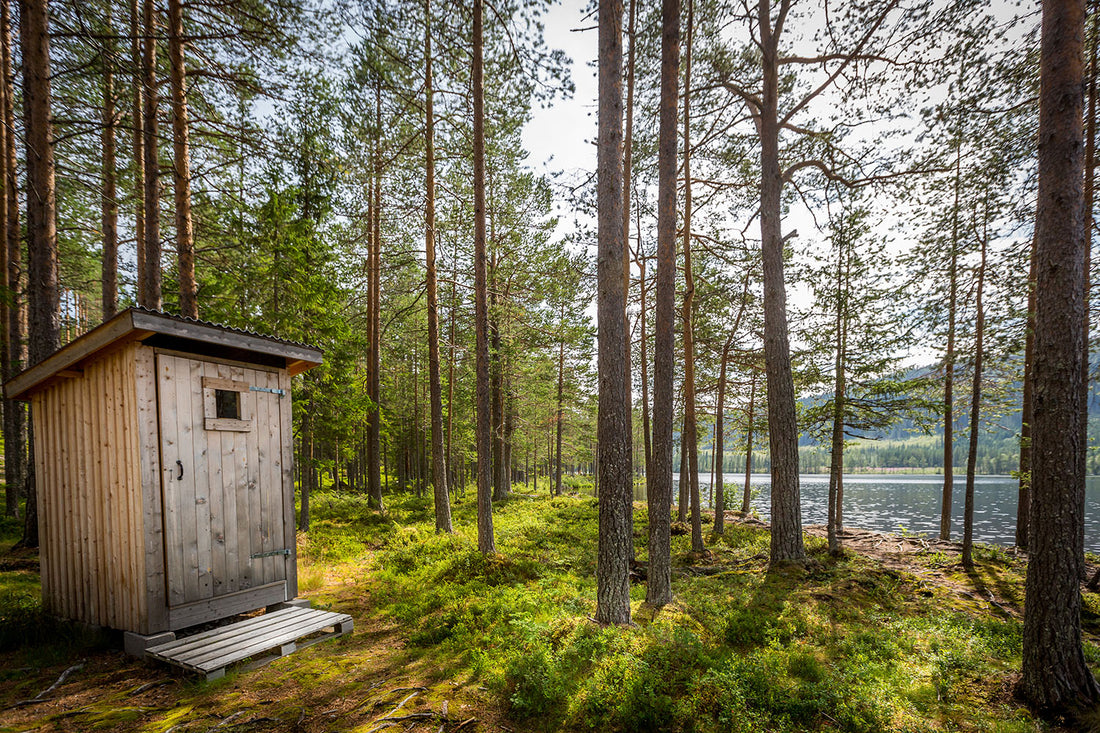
145,606,353,679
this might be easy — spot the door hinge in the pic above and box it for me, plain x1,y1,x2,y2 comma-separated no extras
250,386,286,397
250,548,291,559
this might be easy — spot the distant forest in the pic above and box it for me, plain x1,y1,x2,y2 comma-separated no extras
671,370,1100,476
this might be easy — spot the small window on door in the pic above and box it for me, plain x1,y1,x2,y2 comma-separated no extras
202,376,252,431
215,389,240,420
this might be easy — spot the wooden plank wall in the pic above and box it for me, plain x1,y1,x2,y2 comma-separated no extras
33,342,147,632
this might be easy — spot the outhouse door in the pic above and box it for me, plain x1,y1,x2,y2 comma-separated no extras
156,353,293,620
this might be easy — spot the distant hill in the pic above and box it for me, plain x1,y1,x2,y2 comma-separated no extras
676,362,1100,476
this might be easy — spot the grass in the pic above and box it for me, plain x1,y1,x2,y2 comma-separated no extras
0,483,1093,731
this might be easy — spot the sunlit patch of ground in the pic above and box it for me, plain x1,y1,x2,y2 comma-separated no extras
0,491,1093,732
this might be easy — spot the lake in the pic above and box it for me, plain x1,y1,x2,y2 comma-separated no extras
653,473,1100,554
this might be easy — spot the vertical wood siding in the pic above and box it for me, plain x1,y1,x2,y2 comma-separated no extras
33,343,146,631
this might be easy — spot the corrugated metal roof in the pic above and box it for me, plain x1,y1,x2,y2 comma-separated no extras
128,306,320,352
4,307,323,400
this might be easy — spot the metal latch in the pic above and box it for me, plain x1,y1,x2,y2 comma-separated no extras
250,548,291,559
250,386,286,397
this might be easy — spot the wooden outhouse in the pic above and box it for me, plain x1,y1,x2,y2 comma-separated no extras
4,308,322,644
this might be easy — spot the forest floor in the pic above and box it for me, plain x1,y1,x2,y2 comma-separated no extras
1,485,1099,732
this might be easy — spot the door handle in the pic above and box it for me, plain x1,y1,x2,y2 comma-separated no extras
176,460,184,481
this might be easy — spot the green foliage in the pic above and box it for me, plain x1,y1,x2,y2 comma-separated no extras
345,494,1045,732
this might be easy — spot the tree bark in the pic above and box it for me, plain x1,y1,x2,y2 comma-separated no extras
1,0,22,520
714,332,734,534
682,0,703,555
622,0,635,439
0,0,7,516
595,0,631,625
473,0,495,554
367,78,383,510
141,0,161,309
941,136,961,541
1021,0,1100,712
962,221,987,570
827,234,848,556
168,0,196,318
636,218,652,492
648,0,679,609
447,235,458,493
555,303,565,496
425,0,451,533
299,420,312,532
101,5,119,320
759,0,804,563
20,0,60,548
129,0,145,304
1081,0,1097,516
21,0,59,366
490,256,505,500
741,372,756,513
1017,240,1036,548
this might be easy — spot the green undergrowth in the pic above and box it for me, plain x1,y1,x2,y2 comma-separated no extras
352,488,1078,732
1,485,1094,731
0,518,113,663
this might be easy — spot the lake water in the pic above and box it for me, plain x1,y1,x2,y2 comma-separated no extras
653,473,1100,553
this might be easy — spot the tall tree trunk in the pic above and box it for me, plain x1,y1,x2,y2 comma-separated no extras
648,0,678,609
299,420,312,532
1021,0,1100,711
447,235,458,493
21,0,59,366
367,79,383,510
678,410,688,520
1082,0,1097,520
0,0,7,516
425,0,452,533
682,0,703,554
1,0,22,520
168,0,196,318
141,0,161,309
1017,241,1036,548
759,0,804,564
741,372,756,513
0,0,17,517
621,0,635,498
20,0,59,548
101,5,119,319
827,231,849,556
941,136,961,541
130,0,145,303
636,218,652,492
503,380,515,492
472,0,495,554
490,258,505,500
555,303,565,496
595,0,631,625
714,332,734,534
962,221,987,570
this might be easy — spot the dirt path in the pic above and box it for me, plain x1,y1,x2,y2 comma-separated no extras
0,561,513,732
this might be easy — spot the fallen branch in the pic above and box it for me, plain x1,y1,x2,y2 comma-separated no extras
377,712,436,723
6,661,86,708
384,690,421,719
130,679,173,695
208,710,246,730
39,661,85,699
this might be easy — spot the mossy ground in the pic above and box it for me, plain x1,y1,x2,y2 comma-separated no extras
0,485,1096,732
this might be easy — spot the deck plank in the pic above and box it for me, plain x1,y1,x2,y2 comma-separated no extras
146,607,352,678
168,610,331,664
